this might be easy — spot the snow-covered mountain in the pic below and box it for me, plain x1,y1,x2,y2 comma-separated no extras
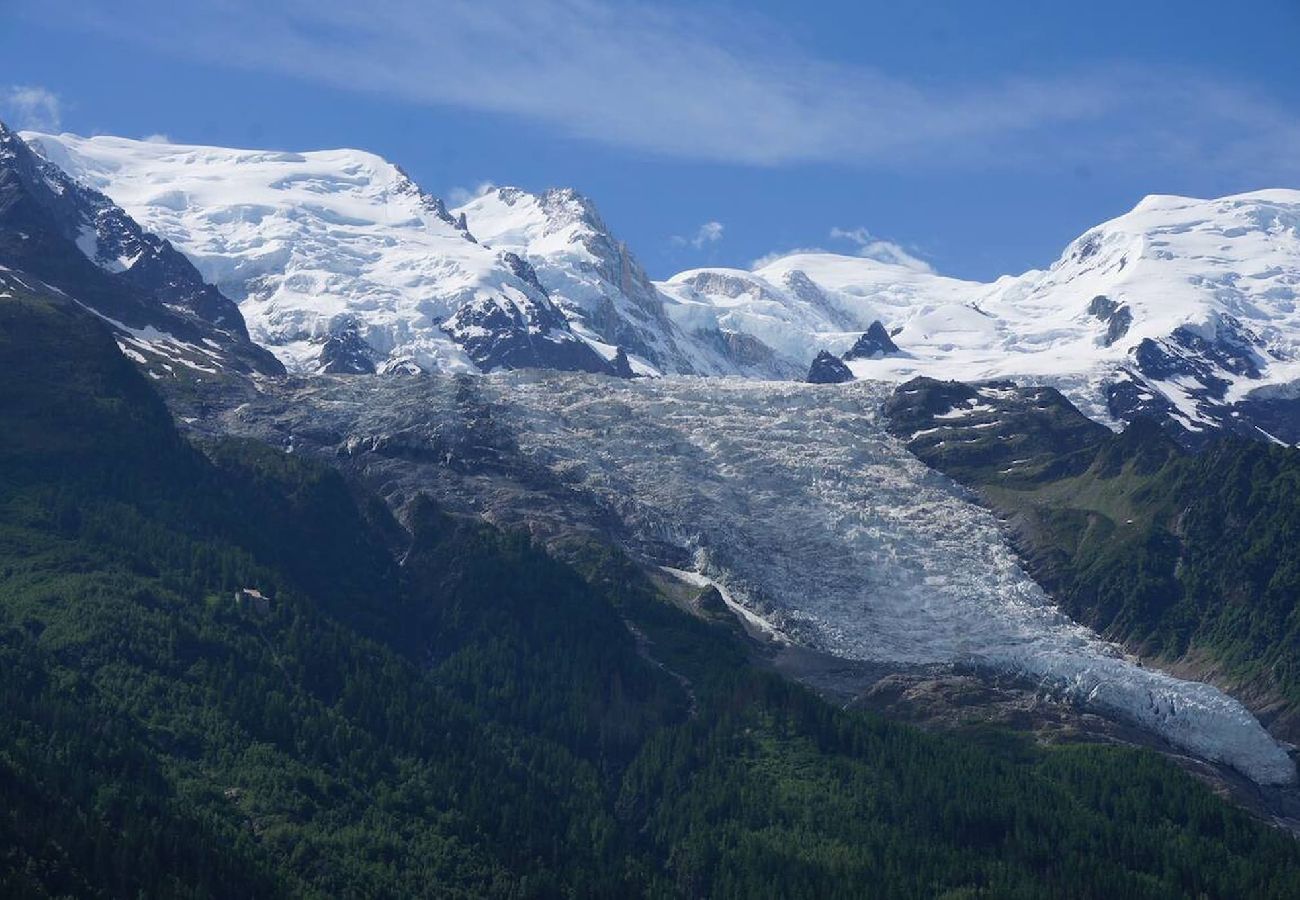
22,129,1300,443
15,123,1300,784
452,186,685,375
658,254,975,379
666,191,1300,444
451,182,1300,444
23,132,620,378
452,186,804,378
0,121,281,379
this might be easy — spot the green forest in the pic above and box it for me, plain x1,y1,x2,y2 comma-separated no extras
5,292,1300,897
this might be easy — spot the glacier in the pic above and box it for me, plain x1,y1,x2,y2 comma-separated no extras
218,373,1297,785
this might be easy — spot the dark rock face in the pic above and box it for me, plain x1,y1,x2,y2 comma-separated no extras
1105,307,1133,346
1105,373,1179,431
0,119,282,377
1088,296,1132,347
690,586,730,620
437,245,628,377
1087,295,1118,319
843,321,900,360
441,274,624,377
883,378,981,426
1131,329,1259,397
883,377,1112,483
1102,315,1276,448
611,347,635,379
318,320,376,374
1230,396,1300,446
500,251,549,297
806,350,854,384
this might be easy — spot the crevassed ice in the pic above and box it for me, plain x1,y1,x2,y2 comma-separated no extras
482,374,1296,785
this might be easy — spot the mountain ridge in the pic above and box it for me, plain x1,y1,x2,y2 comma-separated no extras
0,122,282,380
21,130,622,378
21,128,1300,446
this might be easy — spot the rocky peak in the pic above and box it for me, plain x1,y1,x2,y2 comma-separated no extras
499,250,551,299
1087,295,1133,347
1,119,281,378
318,319,377,375
455,183,697,373
843,321,900,360
538,186,605,232
391,163,464,233
806,350,854,384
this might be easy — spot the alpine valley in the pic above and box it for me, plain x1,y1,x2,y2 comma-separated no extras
8,118,1300,897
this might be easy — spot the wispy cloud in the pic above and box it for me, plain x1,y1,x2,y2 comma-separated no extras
750,247,826,269
21,0,1300,177
829,227,933,273
2,85,61,131
672,220,725,250
447,182,498,208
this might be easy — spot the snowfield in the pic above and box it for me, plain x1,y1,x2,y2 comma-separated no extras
221,373,1298,785
23,132,564,374
662,191,1300,430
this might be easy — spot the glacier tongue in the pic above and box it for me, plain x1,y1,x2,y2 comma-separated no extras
473,375,1295,785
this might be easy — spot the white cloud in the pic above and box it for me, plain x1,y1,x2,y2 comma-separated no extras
672,220,725,250
447,181,497,208
830,226,933,273
142,132,172,144
19,0,1300,177
690,221,724,249
2,85,61,131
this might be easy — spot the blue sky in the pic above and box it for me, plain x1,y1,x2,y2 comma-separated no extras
3,0,1298,281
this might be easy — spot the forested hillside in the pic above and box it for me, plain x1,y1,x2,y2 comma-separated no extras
5,292,1300,897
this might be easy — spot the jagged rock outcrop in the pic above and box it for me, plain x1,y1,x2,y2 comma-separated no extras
318,319,376,374
1088,295,1133,347
806,350,854,384
455,186,702,374
441,281,624,377
843,321,900,360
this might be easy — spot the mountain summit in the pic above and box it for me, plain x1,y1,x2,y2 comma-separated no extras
23,132,622,377
0,120,280,378
662,190,1300,443
22,129,1300,443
